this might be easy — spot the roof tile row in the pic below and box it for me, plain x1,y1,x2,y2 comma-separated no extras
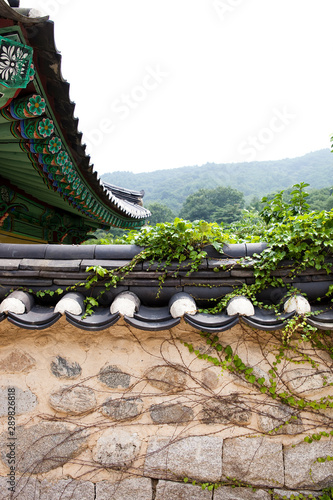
0,290,332,332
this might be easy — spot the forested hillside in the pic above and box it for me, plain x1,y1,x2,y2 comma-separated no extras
102,149,333,214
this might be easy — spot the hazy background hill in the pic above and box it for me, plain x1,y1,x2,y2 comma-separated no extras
101,149,333,214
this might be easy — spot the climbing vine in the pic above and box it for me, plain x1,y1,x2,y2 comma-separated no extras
81,183,333,313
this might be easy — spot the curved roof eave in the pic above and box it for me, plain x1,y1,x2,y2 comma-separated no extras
0,1,150,228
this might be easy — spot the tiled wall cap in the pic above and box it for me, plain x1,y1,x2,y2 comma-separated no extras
169,292,197,318
95,245,143,260
54,292,85,315
204,243,248,259
226,296,255,317
0,291,34,314
0,244,46,259
246,242,268,256
222,243,247,258
284,295,311,314
45,245,95,260
110,291,141,317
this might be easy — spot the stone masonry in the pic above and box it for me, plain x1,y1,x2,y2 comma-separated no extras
0,317,332,498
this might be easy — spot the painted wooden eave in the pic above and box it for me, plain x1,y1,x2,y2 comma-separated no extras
0,2,150,233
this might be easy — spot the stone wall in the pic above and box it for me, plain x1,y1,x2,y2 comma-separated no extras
0,318,332,499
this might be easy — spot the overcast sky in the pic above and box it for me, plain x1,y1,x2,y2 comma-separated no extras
20,0,333,174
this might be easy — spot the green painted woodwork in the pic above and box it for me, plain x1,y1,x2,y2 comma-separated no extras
0,27,148,243
0,148,146,229
28,137,62,154
0,137,62,154
0,94,46,122
0,117,54,139
0,183,99,244
0,84,20,109
0,36,34,89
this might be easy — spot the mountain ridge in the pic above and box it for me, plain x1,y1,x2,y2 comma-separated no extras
101,149,333,213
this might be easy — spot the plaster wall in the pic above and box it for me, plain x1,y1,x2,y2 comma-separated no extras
0,319,332,499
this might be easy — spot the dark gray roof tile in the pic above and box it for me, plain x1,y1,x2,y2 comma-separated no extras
231,270,256,277
185,313,239,332
95,245,143,260
39,272,88,280
207,259,240,269
291,282,333,300
184,286,234,301
45,245,95,260
309,305,333,323
184,311,237,327
8,306,61,330
0,288,331,333
181,278,244,286
241,316,286,331
129,286,182,306
249,307,294,326
0,259,21,270
311,274,333,282
20,260,81,272
0,244,46,259
124,316,180,331
53,279,85,286
222,243,247,258
0,278,52,286
256,286,287,304
0,270,39,277
134,306,172,322
284,276,312,283
271,269,293,277
65,308,120,331
245,243,268,256
81,260,133,270
298,268,328,276
306,318,333,331
96,287,129,306
178,270,232,278
142,259,208,272
123,278,181,287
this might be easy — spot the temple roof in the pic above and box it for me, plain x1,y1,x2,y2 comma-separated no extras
0,242,332,332
0,1,150,244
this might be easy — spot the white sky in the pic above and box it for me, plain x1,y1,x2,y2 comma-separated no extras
19,0,333,174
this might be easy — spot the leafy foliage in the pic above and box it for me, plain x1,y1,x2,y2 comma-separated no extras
226,209,267,242
260,182,311,223
319,488,333,500
146,202,176,225
81,227,129,245
257,184,333,285
124,218,226,267
83,218,229,307
179,186,245,223
196,187,333,318
79,183,333,332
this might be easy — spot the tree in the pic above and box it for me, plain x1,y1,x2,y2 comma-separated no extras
261,185,333,216
307,187,333,211
179,186,245,224
146,202,176,225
